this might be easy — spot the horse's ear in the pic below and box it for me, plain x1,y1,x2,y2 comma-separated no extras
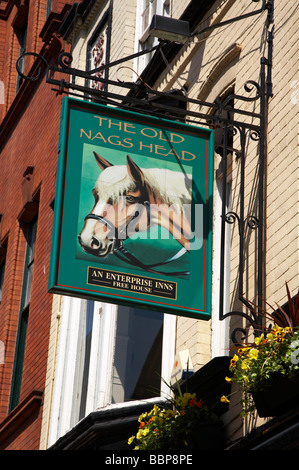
127,155,145,187
93,151,113,170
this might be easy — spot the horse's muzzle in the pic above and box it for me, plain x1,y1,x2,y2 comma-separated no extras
77,233,115,257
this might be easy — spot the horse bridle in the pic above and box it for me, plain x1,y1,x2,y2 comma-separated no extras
84,201,189,276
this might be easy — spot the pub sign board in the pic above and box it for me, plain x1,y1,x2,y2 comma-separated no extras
48,97,214,319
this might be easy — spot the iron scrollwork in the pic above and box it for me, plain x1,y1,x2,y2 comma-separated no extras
224,212,259,235
218,59,268,345
57,51,73,69
16,51,48,82
215,80,261,110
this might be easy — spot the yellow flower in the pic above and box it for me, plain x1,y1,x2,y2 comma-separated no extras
225,376,233,383
128,436,135,445
266,333,274,341
230,354,239,368
248,348,259,360
177,392,196,408
254,334,264,346
238,347,250,356
164,409,176,418
138,412,147,422
221,396,230,403
273,325,283,335
241,359,249,370
273,326,285,343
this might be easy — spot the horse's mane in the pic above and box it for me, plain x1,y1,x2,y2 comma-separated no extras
95,165,192,209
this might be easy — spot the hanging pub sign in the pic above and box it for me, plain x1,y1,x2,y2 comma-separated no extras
48,97,214,319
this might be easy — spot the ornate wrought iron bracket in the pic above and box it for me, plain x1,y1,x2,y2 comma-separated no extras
15,0,273,346
15,49,264,128
217,57,269,346
190,0,272,37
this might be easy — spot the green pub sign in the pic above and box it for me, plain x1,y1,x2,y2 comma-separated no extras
48,97,214,319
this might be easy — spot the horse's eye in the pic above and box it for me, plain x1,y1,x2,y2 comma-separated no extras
126,195,137,204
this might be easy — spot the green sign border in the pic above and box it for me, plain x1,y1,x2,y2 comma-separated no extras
48,97,214,320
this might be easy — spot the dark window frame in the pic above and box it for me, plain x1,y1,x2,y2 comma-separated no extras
0,258,5,303
15,18,28,92
9,216,38,411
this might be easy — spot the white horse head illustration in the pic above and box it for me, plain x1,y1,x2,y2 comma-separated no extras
78,152,192,258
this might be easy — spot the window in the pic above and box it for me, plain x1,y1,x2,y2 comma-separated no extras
47,298,175,446
16,22,28,91
86,10,110,97
46,0,52,18
134,0,170,73
9,216,37,411
163,0,170,16
88,25,108,92
112,306,163,402
0,258,5,303
0,81,4,104
0,219,6,303
140,0,157,42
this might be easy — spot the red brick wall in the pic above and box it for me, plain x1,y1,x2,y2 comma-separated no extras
0,0,75,450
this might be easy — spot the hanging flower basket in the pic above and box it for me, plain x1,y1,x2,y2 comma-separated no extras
128,393,224,450
251,372,299,417
221,284,299,418
183,419,225,450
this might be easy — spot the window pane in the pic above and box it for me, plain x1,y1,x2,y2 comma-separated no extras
78,300,94,420
46,0,52,18
22,217,37,309
112,306,163,402
0,260,5,302
16,23,28,91
90,26,107,91
9,306,29,410
9,217,37,411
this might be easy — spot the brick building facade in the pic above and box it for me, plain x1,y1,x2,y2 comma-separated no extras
42,0,298,450
0,0,298,451
0,0,75,449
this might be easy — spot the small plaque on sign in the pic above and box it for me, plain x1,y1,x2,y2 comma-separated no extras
87,267,177,300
